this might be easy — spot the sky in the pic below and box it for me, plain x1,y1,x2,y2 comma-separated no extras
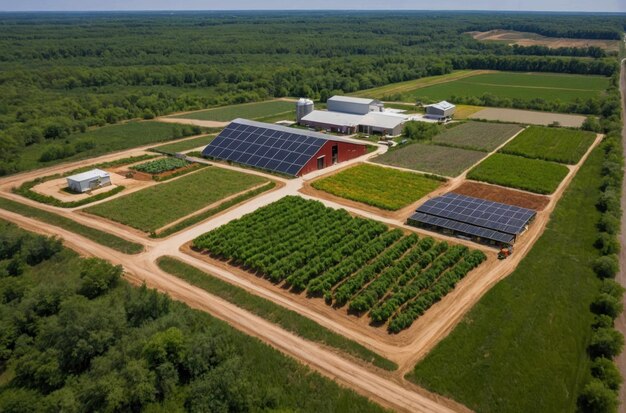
0,0,624,13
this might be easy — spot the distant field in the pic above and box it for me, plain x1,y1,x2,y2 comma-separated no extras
311,164,442,210
85,167,266,232
499,126,596,164
407,72,608,104
469,29,620,52
432,121,523,151
17,121,200,173
373,143,487,177
469,108,586,128
171,100,295,122
467,153,569,194
152,135,216,154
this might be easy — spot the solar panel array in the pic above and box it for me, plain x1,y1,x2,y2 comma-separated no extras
202,119,327,176
410,193,536,243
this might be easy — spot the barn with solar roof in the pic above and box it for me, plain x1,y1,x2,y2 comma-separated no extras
408,193,536,246
202,118,368,176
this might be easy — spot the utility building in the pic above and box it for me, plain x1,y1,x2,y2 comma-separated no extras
66,169,111,193
425,101,456,120
327,96,383,115
202,119,368,177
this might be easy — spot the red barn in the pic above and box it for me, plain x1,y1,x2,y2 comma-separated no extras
202,118,369,177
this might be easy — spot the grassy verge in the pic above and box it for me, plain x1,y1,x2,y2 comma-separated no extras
154,181,276,237
170,100,295,121
407,146,604,413
157,256,398,371
0,197,143,254
151,135,216,154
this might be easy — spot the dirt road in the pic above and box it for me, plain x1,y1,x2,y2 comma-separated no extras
616,60,626,413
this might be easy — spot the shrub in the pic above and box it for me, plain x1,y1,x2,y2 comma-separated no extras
592,255,619,279
599,279,625,299
590,357,623,392
78,258,123,299
597,213,620,235
588,327,624,359
577,379,619,413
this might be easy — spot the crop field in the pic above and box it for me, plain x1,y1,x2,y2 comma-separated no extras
499,126,596,164
469,29,621,52
432,121,523,151
17,121,201,172
152,135,215,154
131,157,189,174
311,164,443,210
467,153,570,194
171,100,295,121
84,167,267,232
404,72,609,104
373,143,487,177
192,196,486,333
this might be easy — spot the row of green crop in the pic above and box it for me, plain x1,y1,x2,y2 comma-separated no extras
576,70,624,412
13,154,156,208
131,157,189,174
193,196,487,333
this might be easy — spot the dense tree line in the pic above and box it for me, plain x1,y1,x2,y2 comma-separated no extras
0,11,623,176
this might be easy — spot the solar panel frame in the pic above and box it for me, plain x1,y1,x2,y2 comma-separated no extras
409,212,515,244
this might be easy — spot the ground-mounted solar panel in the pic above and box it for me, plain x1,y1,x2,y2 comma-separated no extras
202,119,335,176
409,212,515,244
416,193,535,236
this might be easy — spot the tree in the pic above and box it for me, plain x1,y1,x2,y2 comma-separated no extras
78,258,122,299
592,255,619,279
590,293,623,320
588,327,624,359
578,379,619,413
142,327,186,367
590,358,623,391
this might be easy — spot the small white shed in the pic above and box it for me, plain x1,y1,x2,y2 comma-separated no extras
425,101,456,119
66,169,111,193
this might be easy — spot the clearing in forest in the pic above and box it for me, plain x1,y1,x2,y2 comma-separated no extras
499,126,596,164
431,121,523,151
84,166,267,232
170,100,295,122
311,164,443,211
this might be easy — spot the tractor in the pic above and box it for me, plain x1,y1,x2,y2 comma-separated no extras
498,246,513,260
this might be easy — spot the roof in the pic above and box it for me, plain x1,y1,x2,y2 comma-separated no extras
360,112,406,129
327,96,380,105
201,119,365,176
410,193,536,243
301,110,363,127
427,101,455,111
66,169,110,182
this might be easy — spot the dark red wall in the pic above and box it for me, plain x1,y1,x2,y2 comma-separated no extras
298,140,368,176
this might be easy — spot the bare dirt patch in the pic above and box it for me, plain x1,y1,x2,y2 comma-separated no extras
452,181,550,211
468,30,620,52
469,107,586,128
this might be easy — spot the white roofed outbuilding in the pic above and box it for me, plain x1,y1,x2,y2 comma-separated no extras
425,101,456,119
327,96,384,115
66,169,111,193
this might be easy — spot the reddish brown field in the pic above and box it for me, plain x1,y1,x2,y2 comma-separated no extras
452,181,550,211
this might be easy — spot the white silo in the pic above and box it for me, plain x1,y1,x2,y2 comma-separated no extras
296,98,314,122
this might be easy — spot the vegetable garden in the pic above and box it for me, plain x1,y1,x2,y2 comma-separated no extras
131,157,190,174
192,196,487,333
431,121,523,151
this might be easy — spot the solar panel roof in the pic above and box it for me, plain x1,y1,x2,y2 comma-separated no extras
416,193,536,236
409,212,515,244
202,119,340,176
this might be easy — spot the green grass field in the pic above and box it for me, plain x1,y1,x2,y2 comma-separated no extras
403,72,609,104
152,135,216,154
18,121,201,172
311,164,442,210
432,121,523,151
467,153,569,194
0,197,143,254
85,167,266,232
171,100,295,121
373,143,487,177
157,257,397,371
499,126,596,164
408,146,603,413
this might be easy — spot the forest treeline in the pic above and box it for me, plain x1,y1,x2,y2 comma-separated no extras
0,12,623,176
